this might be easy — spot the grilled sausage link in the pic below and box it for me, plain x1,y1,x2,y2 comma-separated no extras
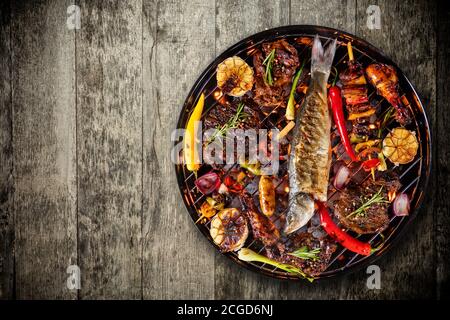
259,175,276,217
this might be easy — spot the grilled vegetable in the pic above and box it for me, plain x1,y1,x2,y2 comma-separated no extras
195,172,220,195
286,60,306,120
318,201,374,255
328,85,359,162
217,56,254,97
333,165,351,190
361,158,381,172
355,139,380,153
347,108,376,120
238,248,314,281
393,193,410,216
210,208,249,252
240,160,261,176
184,93,205,172
382,128,418,164
259,176,276,217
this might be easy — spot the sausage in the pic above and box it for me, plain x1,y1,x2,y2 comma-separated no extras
259,175,276,217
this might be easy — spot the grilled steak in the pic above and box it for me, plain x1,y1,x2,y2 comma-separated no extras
266,232,337,277
203,101,261,131
252,39,300,108
334,173,401,234
202,101,262,165
241,194,280,247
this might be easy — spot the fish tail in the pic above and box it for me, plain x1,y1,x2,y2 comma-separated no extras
311,35,337,77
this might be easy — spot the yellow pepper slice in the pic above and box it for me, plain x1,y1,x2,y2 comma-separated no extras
348,108,376,120
355,139,380,153
184,93,204,172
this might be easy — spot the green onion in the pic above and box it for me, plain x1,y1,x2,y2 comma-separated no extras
286,60,306,120
238,248,314,282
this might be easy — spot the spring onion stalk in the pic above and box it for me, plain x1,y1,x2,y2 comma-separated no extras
286,61,306,120
238,248,314,282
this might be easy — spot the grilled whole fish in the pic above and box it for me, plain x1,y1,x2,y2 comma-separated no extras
285,36,336,234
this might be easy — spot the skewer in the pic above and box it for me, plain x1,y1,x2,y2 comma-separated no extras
347,42,354,61
347,41,376,179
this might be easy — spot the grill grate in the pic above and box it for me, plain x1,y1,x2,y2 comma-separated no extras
175,27,431,280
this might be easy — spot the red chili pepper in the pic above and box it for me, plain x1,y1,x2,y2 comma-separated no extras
361,158,380,171
317,201,372,256
328,86,359,162
224,176,243,193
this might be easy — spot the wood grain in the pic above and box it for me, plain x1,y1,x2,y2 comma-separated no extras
213,0,290,300
436,1,450,300
290,0,356,33
76,0,142,299
0,0,446,299
141,0,216,299
0,0,13,300
11,0,77,299
341,0,437,299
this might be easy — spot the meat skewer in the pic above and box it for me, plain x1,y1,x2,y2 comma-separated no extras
339,42,376,138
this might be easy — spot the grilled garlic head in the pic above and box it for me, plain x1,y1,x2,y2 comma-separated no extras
210,208,249,252
216,56,254,97
382,128,418,165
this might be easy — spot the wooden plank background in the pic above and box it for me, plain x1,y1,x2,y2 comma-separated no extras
0,0,448,299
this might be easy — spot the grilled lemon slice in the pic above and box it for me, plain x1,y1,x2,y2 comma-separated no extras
210,208,249,252
216,56,254,97
382,128,418,165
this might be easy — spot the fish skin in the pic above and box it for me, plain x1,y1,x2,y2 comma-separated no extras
284,35,336,234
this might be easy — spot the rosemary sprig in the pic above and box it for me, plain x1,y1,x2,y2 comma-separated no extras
346,186,390,219
288,246,321,261
208,102,248,143
263,49,276,86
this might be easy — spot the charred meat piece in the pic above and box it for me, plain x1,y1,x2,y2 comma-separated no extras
252,39,300,108
202,102,263,165
241,194,280,247
341,85,369,106
203,102,261,132
334,173,401,234
262,39,300,87
265,232,337,277
365,63,412,125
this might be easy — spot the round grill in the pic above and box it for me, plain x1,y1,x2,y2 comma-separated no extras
174,26,432,280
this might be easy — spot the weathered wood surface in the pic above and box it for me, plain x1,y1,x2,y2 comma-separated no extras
0,0,13,300
436,0,450,300
0,0,447,299
76,0,143,299
142,0,216,299
346,0,438,299
10,0,77,299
